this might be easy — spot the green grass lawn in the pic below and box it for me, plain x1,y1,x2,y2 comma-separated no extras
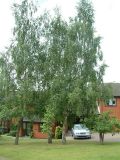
0,135,120,160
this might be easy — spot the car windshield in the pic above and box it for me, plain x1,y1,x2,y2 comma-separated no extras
74,125,82,130
80,124,87,129
74,124,87,130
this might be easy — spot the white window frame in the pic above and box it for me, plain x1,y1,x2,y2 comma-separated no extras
107,98,116,106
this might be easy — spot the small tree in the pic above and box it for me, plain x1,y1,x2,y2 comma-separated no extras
55,126,62,139
94,112,120,144
42,105,55,144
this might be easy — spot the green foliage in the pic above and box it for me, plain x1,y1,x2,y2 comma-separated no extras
7,130,17,137
10,124,17,131
55,126,62,139
30,131,34,138
94,112,117,134
89,112,120,144
7,123,17,137
71,0,106,117
41,106,55,135
85,112,120,144
0,0,107,145
84,114,97,130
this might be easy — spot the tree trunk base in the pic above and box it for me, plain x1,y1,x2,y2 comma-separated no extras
99,133,104,144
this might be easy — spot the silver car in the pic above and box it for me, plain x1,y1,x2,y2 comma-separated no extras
72,124,91,139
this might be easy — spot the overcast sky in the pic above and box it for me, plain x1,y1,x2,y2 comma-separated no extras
0,0,120,83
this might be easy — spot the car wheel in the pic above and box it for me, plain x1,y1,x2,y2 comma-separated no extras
88,136,91,139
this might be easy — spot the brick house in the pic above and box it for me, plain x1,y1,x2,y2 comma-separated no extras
0,117,48,139
20,118,48,139
99,83,120,120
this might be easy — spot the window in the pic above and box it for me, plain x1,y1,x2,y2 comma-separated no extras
107,98,116,106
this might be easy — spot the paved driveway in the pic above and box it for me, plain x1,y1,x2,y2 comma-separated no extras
91,133,120,142
67,132,120,142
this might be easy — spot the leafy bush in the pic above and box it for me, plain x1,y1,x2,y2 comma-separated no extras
6,124,17,137
10,124,17,131
55,126,62,139
30,131,34,138
7,130,16,137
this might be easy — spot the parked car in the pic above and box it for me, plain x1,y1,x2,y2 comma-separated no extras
71,124,91,139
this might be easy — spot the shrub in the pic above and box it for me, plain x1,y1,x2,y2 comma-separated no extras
8,130,16,137
55,126,62,139
30,131,33,138
10,124,17,131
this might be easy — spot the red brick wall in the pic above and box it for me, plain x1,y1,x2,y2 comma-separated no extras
33,123,48,139
100,97,120,120
19,127,25,137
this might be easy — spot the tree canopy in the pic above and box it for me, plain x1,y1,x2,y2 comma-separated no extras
0,0,107,144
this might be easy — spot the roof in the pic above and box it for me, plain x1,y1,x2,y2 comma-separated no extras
105,83,120,97
23,116,41,123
